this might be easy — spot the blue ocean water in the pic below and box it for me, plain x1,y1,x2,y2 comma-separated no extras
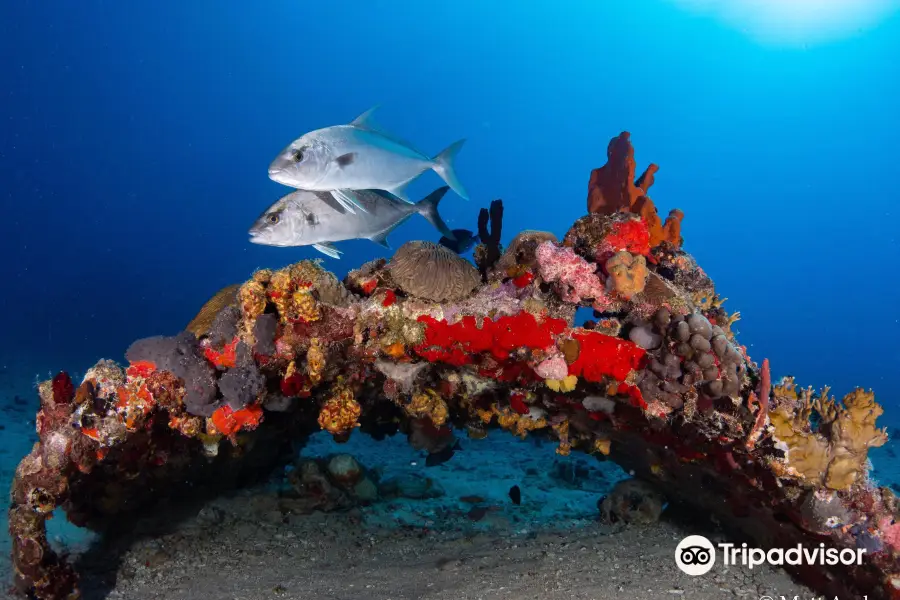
2,0,899,587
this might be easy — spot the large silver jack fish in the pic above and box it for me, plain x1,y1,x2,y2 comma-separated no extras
268,107,468,215
248,186,457,259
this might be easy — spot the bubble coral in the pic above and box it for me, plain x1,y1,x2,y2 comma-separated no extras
389,241,481,302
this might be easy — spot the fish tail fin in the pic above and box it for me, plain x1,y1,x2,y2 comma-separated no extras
416,186,456,241
432,139,469,200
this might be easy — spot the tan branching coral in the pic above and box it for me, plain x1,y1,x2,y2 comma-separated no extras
604,251,649,299
771,387,888,490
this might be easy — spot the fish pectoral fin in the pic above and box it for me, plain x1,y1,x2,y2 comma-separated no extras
368,230,392,249
331,189,369,214
388,180,413,203
311,242,343,259
316,191,349,214
334,152,356,167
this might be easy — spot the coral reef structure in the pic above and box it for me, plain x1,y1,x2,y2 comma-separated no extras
8,133,898,600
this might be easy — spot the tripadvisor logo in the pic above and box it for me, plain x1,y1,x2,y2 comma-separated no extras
675,535,866,576
675,535,716,575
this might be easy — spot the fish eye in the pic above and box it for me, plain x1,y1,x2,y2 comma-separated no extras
268,213,280,224
292,149,304,162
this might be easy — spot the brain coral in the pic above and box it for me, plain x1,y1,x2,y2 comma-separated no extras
388,241,481,302
186,284,240,337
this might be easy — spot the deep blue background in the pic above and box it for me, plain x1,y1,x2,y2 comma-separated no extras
2,0,898,413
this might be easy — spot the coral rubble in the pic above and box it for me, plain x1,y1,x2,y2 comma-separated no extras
8,132,898,600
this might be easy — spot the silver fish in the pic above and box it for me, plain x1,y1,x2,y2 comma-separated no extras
249,186,457,259
268,107,468,214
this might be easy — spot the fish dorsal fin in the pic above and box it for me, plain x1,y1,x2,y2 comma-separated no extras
311,242,342,259
348,105,427,158
350,105,381,129
331,189,369,214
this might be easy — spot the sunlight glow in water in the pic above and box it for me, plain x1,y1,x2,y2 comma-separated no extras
671,0,900,44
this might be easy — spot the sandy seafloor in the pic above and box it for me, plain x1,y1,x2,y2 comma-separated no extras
1,352,898,599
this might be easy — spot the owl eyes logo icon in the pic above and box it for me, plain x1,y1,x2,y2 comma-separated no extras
675,535,716,576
